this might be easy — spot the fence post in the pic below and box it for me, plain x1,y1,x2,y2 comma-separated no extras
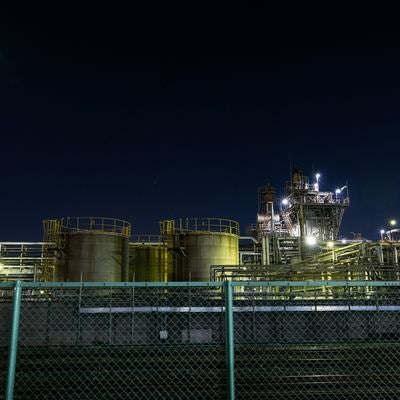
225,280,235,400
5,280,22,400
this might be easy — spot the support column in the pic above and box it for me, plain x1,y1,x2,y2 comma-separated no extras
5,281,22,400
225,281,235,400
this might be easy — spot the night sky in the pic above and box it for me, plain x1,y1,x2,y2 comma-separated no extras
1,4,399,241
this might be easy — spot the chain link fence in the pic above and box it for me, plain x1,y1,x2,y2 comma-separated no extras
233,283,400,400
0,288,13,400
2,281,400,399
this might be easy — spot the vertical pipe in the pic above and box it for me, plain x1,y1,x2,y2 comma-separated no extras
378,244,384,266
225,281,235,400
299,197,305,260
261,236,266,265
5,280,22,400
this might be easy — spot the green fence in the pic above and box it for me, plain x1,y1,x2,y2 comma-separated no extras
2,281,400,399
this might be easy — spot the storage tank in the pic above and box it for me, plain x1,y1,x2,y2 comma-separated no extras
44,217,130,282
127,236,173,282
175,218,239,281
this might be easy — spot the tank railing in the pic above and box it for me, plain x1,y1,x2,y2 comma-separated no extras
55,217,131,237
176,218,240,235
130,235,164,244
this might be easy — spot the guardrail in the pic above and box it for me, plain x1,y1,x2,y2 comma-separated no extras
44,217,131,237
176,218,240,235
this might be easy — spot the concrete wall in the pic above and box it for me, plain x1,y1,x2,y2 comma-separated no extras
1,301,400,346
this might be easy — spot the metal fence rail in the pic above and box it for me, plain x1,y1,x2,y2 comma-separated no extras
2,281,400,399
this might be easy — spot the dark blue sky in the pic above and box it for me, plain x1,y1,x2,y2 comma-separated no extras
0,4,399,241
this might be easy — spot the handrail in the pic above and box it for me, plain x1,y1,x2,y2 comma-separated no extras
44,217,131,237
175,218,240,235
130,235,163,243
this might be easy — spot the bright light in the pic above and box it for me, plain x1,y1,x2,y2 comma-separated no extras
335,188,341,194
327,241,334,248
341,239,347,244
380,229,385,234
40,290,45,294
390,219,397,226
305,236,317,246
314,173,321,192
281,198,289,206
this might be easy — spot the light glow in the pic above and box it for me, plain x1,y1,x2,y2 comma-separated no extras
390,220,397,226
327,241,334,248
281,198,289,206
305,236,317,246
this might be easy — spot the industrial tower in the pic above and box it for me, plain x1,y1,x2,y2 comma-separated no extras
252,169,349,263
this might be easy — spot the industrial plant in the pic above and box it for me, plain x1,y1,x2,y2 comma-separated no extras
1,168,399,284
3,169,400,400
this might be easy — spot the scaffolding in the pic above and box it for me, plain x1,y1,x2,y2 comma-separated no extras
41,219,64,282
0,242,51,281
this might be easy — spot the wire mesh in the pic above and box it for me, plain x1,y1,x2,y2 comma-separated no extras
13,285,226,400
3,282,400,399
0,288,13,399
233,283,400,400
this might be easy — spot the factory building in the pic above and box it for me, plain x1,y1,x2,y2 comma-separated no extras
1,169,399,282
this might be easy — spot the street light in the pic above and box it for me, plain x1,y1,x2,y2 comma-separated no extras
380,229,385,240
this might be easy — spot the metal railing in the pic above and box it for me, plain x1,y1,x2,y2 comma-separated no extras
130,235,163,244
176,218,240,236
0,243,51,282
44,217,132,237
2,280,400,399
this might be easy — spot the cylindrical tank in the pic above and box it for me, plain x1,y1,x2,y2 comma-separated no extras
175,218,239,281
65,232,129,281
127,242,173,282
45,217,131,282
